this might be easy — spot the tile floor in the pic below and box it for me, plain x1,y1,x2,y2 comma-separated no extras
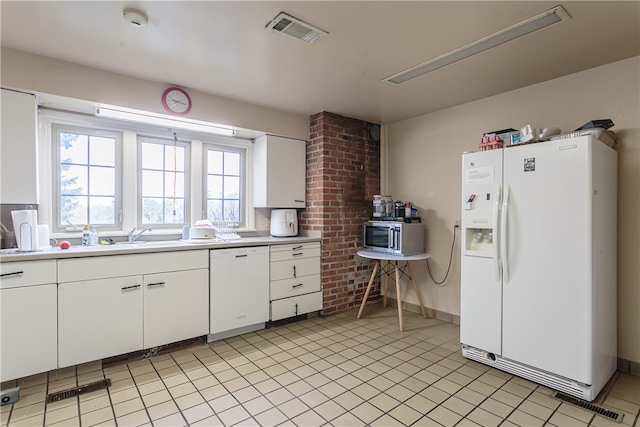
1,304,639,427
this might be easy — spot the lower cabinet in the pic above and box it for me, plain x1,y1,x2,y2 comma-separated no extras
269,242,322,321
57,251,209,368
209,246,269,339
1,260,57,382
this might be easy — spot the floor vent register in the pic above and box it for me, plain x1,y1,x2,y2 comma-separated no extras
553,391,623,423
46,379,111,403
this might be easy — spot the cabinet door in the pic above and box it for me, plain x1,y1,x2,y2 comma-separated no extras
253,135,306,208
143,269,209,349
270,292,322,321
270,257,320,281
1,284,57,382
1,88,38,204
210,247,269,334
58,277,143,368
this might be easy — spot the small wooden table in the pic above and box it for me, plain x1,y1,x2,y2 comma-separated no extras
356,250,430,331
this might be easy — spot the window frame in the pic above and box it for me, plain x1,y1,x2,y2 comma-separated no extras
137,135,191,229
203,141,250,229
51,122,123,233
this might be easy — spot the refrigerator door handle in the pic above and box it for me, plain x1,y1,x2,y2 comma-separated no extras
501,185,510,284
493,184,502,281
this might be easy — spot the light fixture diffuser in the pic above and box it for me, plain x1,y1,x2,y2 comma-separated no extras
384,5,571,84
96,105,235,136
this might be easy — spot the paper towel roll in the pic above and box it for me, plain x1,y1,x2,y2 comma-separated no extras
11,210,39,251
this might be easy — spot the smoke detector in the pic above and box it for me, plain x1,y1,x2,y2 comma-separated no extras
266,12,327,44
123,8,148,27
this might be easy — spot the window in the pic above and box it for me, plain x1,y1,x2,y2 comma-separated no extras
53,124,121,232
205,145,245,227
139,136,189,226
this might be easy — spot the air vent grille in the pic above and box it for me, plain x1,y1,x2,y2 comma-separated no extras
553,392,623,423
46,379,111,403
266,12,327,44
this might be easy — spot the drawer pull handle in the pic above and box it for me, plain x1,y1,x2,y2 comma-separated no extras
235,254,248,258
292,283,303,289
147,282,166,288
294,200,304,203
121,284,141,291
293,265,297,278
0,271,24,278
292,252,303,256
295,303,299,316
292,245,303,250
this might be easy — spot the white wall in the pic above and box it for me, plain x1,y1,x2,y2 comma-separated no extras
387,56,640,364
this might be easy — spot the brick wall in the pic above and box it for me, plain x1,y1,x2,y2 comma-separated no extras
299,112,381,314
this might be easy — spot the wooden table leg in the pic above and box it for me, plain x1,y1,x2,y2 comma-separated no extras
406,261,427,318
395,262,403,332
383,261,390,308
357,262,379,319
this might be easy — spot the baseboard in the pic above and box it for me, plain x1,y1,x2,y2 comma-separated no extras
389,297,460,325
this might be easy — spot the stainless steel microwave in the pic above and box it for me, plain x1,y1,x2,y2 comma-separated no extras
363,221,424,256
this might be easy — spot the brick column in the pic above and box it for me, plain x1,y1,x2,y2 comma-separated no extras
299,112,381,314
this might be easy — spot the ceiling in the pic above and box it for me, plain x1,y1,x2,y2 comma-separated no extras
1,1,639,125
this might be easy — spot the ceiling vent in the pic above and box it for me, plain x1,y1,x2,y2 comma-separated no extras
266,12,327,44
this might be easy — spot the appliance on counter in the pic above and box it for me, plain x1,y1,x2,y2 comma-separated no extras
460,134,617,401
363,220,424,256
270,209,298,237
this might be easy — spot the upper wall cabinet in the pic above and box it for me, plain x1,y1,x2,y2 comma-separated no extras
1,89,38,204
253,135,306,208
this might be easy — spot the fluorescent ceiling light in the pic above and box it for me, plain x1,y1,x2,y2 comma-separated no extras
384,5,571,84
96,105,236,136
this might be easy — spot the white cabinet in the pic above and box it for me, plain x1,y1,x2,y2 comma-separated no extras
57,250,209,367
253,135,306,208
1,88,38,204
209,246,269,340
0,260,57,382
144,269,209,349
269,242,322,321
58,276,143,368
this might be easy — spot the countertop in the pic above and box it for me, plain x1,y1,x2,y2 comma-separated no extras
0,234,321,262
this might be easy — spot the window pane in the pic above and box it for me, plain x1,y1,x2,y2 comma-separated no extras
61,165,88,196
61,196,88,225
60,133,88,164
164,172,185,198
223,176,240,198
141,143,164,170
89,197,115,224
165,145,185,172
207,150,223,174
89,167,115,196
164,199,185,223
225,152,240,176
142,197,164,224
224,200,240,222
89,136,115,166
207,175,223,199
207,200,223,222
142,170,164,197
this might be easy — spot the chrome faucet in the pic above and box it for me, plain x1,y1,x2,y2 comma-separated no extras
128,227,152,243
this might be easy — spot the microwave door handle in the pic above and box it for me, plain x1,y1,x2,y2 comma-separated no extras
388,227,395,249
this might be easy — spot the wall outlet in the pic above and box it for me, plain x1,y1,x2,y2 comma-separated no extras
455,219,460,228
0,387,19,406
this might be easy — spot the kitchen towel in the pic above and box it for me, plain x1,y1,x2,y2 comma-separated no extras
11,209,38,251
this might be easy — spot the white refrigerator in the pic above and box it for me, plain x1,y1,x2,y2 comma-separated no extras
460,134,617,401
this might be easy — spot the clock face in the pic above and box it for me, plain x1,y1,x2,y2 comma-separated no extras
162,87,191,115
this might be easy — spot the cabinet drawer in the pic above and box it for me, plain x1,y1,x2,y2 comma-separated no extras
270,243,320,261
0,260,56,289
270,257,320,281
58,250,208,282
270,291,322,321
270,275,320,300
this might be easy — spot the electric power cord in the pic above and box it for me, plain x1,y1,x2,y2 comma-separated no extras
426,224,459,287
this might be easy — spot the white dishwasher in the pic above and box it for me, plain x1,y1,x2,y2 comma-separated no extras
208,246,269,341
